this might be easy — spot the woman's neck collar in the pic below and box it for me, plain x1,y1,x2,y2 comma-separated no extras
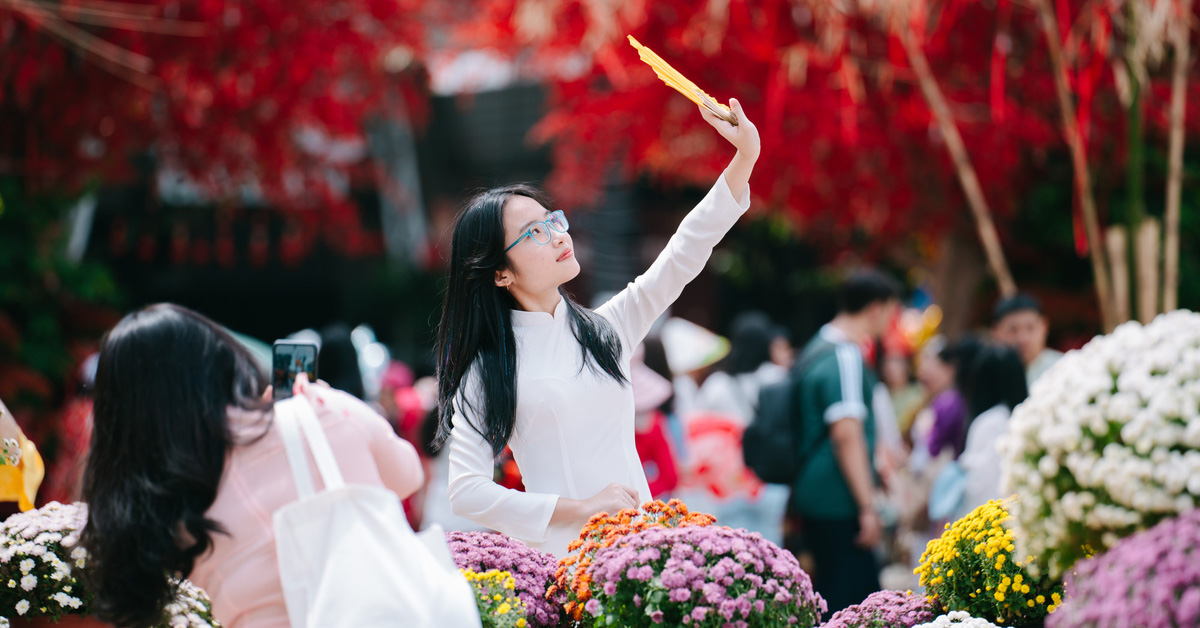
511,289,562,316
510,291,567,327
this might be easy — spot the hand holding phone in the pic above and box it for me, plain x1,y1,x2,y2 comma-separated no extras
272,340,318,401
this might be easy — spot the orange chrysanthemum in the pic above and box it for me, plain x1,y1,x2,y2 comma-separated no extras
553,499,716,620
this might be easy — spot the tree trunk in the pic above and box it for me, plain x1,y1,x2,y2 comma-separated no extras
1032,0,1117,331
1163,0,1193,312
1136,218,1160,323
1107,227,1131,324
897,27,1018,299
930,223,990,338
1124,2,1148,321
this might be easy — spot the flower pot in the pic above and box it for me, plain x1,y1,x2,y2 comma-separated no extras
8,615,112,628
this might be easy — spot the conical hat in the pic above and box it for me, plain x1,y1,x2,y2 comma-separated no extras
660,317,730,376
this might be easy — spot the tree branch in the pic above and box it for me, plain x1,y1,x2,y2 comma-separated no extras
1162,0,1193,312
1032,0,1117,331
896,26,1018,298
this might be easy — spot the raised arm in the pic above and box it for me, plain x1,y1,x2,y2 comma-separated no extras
709,99,760,201
596,99,760,347
296,378,426,500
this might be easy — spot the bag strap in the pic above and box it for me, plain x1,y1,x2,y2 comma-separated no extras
291,394,346,490
276,397,316,499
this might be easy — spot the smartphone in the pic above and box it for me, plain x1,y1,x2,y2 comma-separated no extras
272,340,318,401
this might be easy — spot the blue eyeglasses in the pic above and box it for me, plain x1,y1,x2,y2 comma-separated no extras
505,210,569,252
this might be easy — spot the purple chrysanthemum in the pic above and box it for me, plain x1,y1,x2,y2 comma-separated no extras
445,530,565,627
1047,508,1200,628
586,526,825,627
825,590,937,628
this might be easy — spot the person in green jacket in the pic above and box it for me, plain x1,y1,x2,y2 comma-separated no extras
788,269,901,617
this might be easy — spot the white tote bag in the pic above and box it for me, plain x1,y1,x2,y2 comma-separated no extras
272,396,482,628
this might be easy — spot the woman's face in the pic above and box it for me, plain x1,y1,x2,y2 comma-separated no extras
917,351,954,394
498,195,580,294
881,353,912,390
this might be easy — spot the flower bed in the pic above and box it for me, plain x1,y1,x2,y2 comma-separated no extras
999,311,1200,578
461,569,528,628
824,590,935,628
445,531,563,627
582,525,824,627
1046,507,1200,628
0,502,218,627
552,499,715,622
915,499,1062,625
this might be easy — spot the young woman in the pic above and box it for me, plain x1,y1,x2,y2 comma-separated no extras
435,99,760,557
958,343,1028,515
81,304,423,628
690,311,790,546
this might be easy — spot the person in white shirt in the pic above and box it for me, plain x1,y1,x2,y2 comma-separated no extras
991,293,1062,387
957,344,1028,517
689,311,788,545
433,99,761,557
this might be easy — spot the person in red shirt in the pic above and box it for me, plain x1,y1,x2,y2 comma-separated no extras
631,358,679,499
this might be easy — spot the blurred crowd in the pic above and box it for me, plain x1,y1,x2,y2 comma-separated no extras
14,273,1066,618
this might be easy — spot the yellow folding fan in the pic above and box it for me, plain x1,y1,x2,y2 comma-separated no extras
628,35,739,126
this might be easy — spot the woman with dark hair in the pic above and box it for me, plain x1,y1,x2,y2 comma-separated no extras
922,335,983,460
690,311,790,544
82,304,423,628
958,343,1028,514
436,99,759,556
318,322,366,400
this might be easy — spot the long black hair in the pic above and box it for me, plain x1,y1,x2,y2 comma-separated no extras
940,334,985,397
965,343,1028,423
714,311,776,376
82,303,269,627
319,322,365,400
433,184,626,457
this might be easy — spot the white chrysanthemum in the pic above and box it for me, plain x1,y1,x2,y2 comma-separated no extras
14,600,29,616
19,575,36,592
51,591,81,609
1000,310,1200,578
914,611,1000,628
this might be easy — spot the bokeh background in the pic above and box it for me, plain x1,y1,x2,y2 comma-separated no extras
2,0,1198,505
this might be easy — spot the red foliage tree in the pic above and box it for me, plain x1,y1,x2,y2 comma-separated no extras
1,0,436,222
454,0,1200,307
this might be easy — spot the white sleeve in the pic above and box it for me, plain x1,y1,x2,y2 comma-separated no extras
823,344,870,424
872,382,902,447
596,172,750,349
445,376,558,542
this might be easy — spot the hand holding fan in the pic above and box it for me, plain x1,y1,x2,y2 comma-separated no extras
627,35,738,126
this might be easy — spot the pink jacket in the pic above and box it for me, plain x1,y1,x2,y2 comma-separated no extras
189,381,424,628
